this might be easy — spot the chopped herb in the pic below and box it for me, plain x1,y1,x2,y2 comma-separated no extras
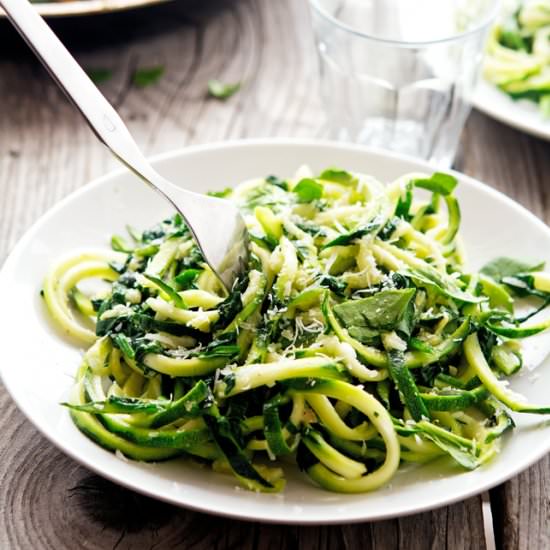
207,79,241,100
132,66,165,88
86,68,113,84
208,188,233,198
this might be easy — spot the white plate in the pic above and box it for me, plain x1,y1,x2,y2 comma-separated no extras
2,139,550,524
474,80,550,141
0,0,170,18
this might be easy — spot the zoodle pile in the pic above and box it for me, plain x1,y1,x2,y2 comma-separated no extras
43,167,550,494
484,0,550,116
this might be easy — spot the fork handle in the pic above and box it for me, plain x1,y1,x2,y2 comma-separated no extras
0,0,176,199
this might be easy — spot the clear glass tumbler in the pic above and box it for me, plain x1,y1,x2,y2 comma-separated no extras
309,0,500,167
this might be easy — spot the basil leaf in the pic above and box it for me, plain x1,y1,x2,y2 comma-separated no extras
480,257,545,282
293,178,323,203
319,168,356,185
333,288,416,335
406,268,484,304
174,268,201,290
412,173,458,196
322,218,381,249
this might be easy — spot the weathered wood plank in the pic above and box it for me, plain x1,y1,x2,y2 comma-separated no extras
0,0,547,547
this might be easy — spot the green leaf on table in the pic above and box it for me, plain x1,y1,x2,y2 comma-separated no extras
132,66,165,88
412,172,458,196
208,79,241,100
86,68,113,84
293,178,323,203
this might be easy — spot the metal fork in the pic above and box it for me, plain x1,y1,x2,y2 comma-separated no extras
0,0,249,291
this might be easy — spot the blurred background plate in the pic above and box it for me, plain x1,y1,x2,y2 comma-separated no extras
474,80,550,143
0,0,171,18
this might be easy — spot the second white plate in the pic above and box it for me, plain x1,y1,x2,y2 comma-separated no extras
474,80,550,141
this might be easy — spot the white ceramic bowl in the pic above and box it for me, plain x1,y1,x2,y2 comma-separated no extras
2,139,550,523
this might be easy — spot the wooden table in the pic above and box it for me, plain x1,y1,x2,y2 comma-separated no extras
0,1,549,548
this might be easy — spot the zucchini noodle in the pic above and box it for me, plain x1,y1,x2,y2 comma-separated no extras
44,166,550,493
484,0,550,116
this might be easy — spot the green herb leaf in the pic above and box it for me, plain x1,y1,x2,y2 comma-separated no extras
319,168,356,185
208,188,233,198
144,274,186,309
412,173,458,196
293,178,323,203
132,66,165,88
208,79,241,100
333,288,416,337
174,268,201,290
265,175,289,191
86,68,113,84
322,218,381,249
112,333,135,359
406,268,485,304
480,257,545,282
199,332,240,359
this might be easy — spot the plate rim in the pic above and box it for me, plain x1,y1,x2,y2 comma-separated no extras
473,80,550,142
1,138,550,524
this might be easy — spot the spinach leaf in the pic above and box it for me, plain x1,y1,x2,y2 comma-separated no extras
174,268,201,289
199,332,240,359
295,221,326,237
406,268,484,304
293,178,323,203
319,168,356,185
322,218,381,249
133,66,165,88
395,182,413,219
208,79,241,100
333,288,416,338
144,274,186,308
378,217,399,241
412,173,458,196
480,257,544,282
265,175,289,191
214,274,249,329
317,275,347,296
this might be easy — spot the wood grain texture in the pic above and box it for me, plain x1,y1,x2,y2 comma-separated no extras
0,0,547,548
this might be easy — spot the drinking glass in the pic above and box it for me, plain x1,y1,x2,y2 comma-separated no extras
309,0,500,167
